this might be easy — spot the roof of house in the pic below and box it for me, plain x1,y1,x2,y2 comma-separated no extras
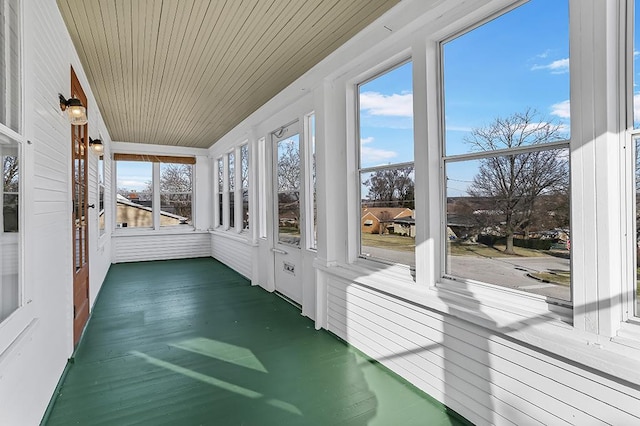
361,207,413,221
116,194,186,222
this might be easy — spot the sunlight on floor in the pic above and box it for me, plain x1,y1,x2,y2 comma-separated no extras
170,337,268,373
129,350,302,416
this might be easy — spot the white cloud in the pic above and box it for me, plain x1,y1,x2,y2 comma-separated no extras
551,99,570,119
635,93,640,124
360,91,413,117
360,137,397,164
531,58,569,74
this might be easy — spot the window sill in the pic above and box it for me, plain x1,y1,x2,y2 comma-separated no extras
315,259,640,386
209,229,255,245
0,303,36,363
113,226,203,237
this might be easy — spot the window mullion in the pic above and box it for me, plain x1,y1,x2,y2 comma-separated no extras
153,162,160,230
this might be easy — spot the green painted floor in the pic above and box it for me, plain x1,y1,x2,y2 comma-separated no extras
44,258,470,426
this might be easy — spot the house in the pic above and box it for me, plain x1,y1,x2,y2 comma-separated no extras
361,207,413,235
3,0,640,425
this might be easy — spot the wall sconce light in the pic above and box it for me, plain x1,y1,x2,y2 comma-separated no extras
59,94,88,126
89,137,104,154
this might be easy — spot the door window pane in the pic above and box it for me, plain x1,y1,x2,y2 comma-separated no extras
277,134,301,246
0,0,21,132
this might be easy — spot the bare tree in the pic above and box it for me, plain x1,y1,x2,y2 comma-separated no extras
466,109,569,254
3,156,18,192
277,140,301,230
363,166,414,208
159,164,192,220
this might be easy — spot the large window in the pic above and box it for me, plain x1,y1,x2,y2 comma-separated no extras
358,61,414,267
159,163,192,226
215,148,248,233
442,0,571,303
306,113,317,250
115,155,194,229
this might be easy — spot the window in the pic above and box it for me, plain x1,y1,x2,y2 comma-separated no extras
216,157,223,228
0,0,21,326
98,154,105,236
159,163,192,226
441,0,571,303
115,161,153,228
228,152,235,229
0,136,19,323
241,144,249,231
358,61,414,267
633,0,640,315
306,113,317,250
114,155,195,229
0,0,20,133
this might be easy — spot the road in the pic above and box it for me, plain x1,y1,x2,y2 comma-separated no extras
362,245,571,301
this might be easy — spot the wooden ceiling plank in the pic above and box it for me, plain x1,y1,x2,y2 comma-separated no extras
207,1,398,144
166,0,257,145
171,0,307,145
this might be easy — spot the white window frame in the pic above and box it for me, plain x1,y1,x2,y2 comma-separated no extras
240,143,249,233
214,156,223,229
304,112,317,251
113,158,195,232
354,59,415,268
0,0,29,358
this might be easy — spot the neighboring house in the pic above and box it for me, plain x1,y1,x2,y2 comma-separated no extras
361,207,413,235
116,194,186,227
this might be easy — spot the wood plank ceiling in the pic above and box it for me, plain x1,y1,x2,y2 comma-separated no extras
57,0,400,148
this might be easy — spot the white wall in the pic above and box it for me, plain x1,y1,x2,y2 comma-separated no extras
0,0,114,424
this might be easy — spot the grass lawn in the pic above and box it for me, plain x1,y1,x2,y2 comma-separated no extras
529,270,571,286
361,232,415,252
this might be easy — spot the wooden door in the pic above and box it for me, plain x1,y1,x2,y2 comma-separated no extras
71,67,90,345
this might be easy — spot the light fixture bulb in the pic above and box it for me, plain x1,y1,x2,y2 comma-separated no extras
68,105,88,125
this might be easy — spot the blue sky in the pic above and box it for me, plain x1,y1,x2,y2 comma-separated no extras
359,0,570,196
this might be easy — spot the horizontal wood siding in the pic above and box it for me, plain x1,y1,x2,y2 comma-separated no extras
326,277,640,426
113,233,211,263
211,234,252,279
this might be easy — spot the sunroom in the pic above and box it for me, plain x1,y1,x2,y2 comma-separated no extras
3,0,640,424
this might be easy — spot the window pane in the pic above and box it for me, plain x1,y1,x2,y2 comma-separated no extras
635,0,640,129
277,135,300,246
359,61,413,169
228,153,235,228
360,167,415,267
310,114,317,249
445,148,571,301
0,0,21,133
98,155,105,235
217,158,223,227
160,163,192,226
636,137,640,314
443,0,570,155
116,161,153,228
241,144,249,230
358,61,414,266
0,139,20,323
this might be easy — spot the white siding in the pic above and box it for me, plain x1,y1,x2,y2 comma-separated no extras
113,232,210,263
211,233,252,279
326,277,640,425
0,1,114,424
